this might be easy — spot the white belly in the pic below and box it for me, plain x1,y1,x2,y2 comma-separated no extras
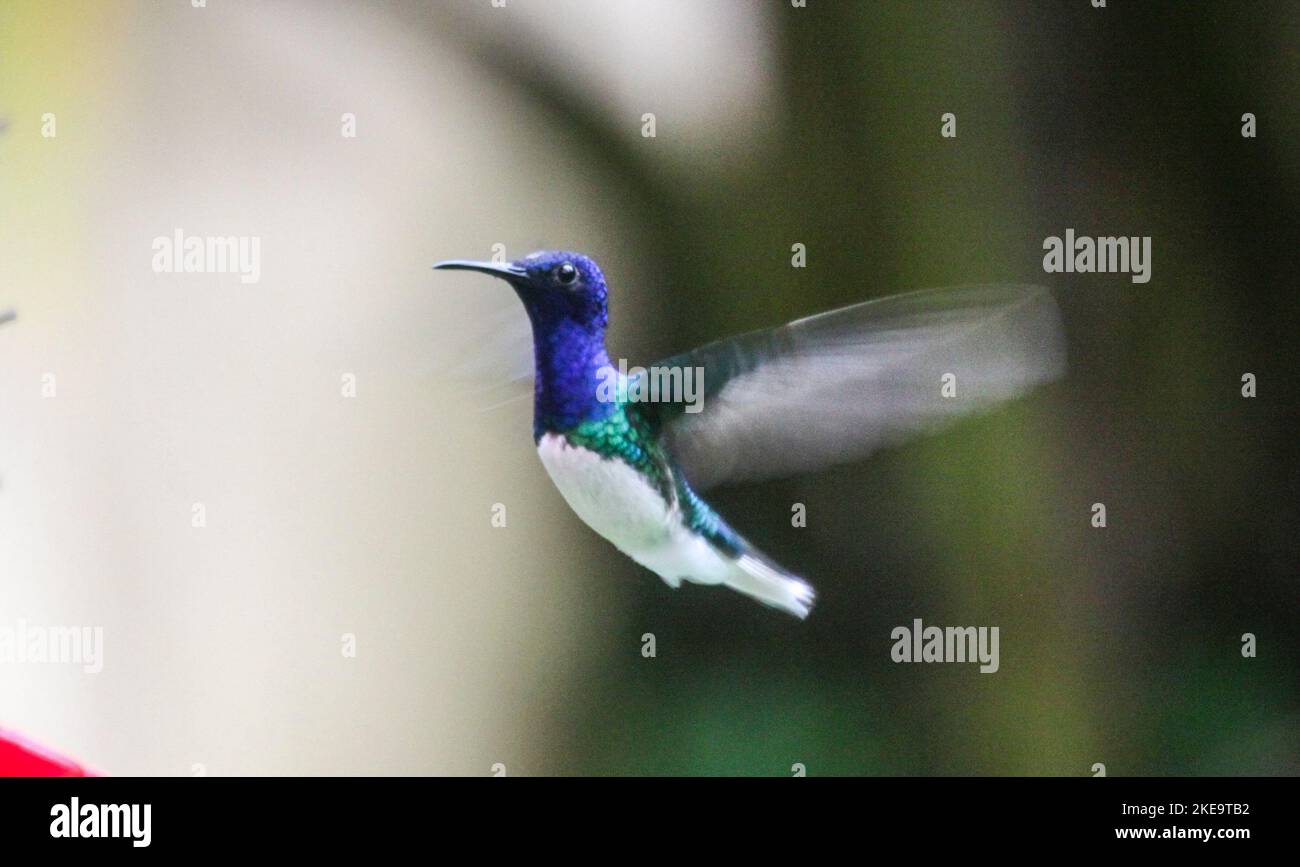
536,433,729,587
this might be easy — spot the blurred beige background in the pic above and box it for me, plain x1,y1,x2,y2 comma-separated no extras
0,0,770,775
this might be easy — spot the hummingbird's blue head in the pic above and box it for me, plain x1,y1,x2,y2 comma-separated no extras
434,250,616,434
433,250,608,333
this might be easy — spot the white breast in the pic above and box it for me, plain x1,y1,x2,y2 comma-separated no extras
535,434,814,616
536,433,676,555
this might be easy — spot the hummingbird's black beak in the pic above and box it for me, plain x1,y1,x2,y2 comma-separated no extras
432,259,528,285
0,310,15,327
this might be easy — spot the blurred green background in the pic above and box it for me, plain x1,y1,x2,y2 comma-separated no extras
450,0,1300,776
1,1,1296,775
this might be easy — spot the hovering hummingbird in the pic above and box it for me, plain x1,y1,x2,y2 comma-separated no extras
434,252,1064,618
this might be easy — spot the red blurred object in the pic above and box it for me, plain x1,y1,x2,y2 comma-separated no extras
0,727,94,777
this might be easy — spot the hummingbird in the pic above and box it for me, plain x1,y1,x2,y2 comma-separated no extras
434,252,1064,618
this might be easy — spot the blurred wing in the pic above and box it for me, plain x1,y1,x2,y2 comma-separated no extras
429,297,534,413
649,285,1065,490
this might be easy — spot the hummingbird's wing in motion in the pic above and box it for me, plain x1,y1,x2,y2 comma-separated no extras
430,296,535,413
644,285,1065,491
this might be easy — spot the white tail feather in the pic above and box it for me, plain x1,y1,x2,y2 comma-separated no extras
725,555,815,619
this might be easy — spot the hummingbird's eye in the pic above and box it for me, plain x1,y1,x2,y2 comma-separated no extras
555,262,579,286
